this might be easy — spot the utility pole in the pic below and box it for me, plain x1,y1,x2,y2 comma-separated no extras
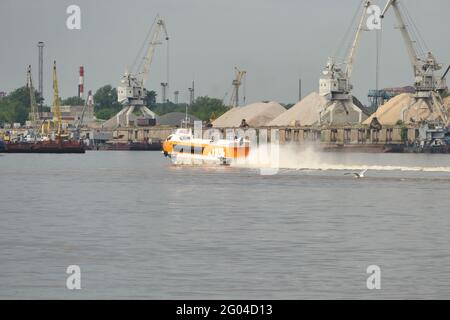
298,78,302,101
161,82,168,103
37,41,44,106
188,80,195,105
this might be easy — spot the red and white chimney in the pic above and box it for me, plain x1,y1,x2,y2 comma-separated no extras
78,66,84,99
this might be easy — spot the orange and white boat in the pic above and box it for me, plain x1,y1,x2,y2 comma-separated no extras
162,128,250,165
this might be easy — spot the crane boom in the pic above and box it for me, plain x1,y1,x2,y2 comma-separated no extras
138,17,169,86
381,0,446,97
319,1,370,101
442,65,450,80
52,61,62,137
73,90,94,139
27,65,39,126
346,0,371,78
229,67,247,108
381,0,418,74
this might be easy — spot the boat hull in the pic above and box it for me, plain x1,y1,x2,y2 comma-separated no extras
162,128,250,165
92,141,162,151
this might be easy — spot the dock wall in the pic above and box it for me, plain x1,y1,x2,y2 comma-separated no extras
108,124,416,148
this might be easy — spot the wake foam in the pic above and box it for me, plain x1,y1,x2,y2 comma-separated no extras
231,143,450,173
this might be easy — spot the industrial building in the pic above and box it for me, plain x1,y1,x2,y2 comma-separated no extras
367,86,415,110
157,112,200,127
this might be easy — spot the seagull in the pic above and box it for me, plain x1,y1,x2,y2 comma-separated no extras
345,169,367,178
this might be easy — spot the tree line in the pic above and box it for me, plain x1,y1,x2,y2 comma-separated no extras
0,85,229,125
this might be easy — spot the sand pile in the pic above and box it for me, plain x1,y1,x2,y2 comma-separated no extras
364,93,450,125
444,96,450,110
268,92,327,126
212,101,286,128
363,93,412,125
268,92,368,126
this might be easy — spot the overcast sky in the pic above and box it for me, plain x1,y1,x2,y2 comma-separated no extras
1,0,449,106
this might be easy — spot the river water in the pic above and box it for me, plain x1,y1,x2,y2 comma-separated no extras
1,151,450,299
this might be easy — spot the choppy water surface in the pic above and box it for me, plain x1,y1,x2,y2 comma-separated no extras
1,151,450,299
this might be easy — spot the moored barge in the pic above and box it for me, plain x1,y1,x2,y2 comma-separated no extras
2,140,85,153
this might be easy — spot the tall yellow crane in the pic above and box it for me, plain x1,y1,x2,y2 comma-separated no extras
229,67,246,108
52,61,62,138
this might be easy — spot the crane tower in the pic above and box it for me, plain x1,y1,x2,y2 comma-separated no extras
111,16,169,127
52,61,63,138
318,0,372,125
27,65,40,130
229,67,246,108
381,0,449,125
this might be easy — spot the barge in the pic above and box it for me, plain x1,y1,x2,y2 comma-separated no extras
2,140,85,153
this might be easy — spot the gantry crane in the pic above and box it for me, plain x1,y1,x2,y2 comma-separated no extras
319,0,371,101
229,67,246,108
381,0,449,125
115,16,169,127
318,0,372,124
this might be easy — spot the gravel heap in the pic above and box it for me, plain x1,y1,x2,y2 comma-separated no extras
268,92,327,126
212,101,286,128
269,92,368,126
364,93,450,125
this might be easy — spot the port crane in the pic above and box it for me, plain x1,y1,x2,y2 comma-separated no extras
52,61,63,139
319,0,371,101
319,0,372,124
228,67,247,108
26,65,40,138
115,16,169,127
381,0,449,125
72,90,94,140
41,61,64,139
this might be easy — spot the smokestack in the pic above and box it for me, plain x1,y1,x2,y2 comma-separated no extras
87,90,94,107
78,66,84,99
